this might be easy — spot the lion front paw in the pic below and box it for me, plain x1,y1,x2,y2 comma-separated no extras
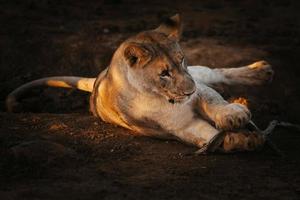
214,103,251,130
222,131,265,152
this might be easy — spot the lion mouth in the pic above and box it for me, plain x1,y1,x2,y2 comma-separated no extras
168,99,176,104
162,89,195,104
167,94,190,104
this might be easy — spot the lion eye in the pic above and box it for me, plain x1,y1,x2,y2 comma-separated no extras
176,54,184,63
160,69,170,77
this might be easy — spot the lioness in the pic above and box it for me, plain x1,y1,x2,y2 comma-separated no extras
6,14,274,153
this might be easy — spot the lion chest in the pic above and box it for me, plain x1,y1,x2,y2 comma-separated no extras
129,95,195,132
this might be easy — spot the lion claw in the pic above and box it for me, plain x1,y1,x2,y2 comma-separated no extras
214,103,251,130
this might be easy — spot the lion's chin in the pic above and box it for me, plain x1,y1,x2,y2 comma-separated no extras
167,95,189,104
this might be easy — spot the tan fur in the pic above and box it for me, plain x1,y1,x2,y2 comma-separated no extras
6,77,95,112
7,14,274,152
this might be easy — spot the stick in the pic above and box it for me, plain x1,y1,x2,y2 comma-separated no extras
249,120,300,157
196,120,300,155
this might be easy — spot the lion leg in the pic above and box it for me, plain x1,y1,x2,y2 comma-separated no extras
174,119,264,153
220,131,265,153
195,83,251,131
188,60,274,87
173,119,221,149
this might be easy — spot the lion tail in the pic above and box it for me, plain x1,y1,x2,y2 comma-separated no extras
6,76,96,112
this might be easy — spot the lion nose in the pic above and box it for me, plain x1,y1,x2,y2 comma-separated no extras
180,74,196,96
184,87,196,96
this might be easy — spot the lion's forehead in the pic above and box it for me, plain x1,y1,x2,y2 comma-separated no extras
134,31,183,57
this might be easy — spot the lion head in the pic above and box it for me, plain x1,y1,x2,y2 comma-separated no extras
113,14,196,104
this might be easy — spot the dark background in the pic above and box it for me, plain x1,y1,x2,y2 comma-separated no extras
0,0,300,199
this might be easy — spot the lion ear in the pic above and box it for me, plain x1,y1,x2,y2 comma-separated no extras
155,14,182,42
124,43,151,67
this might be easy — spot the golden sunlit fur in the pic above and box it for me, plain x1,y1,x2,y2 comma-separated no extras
7,14,274,152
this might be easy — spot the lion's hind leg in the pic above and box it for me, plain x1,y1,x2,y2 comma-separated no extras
188,60,274,87
218,60,274,86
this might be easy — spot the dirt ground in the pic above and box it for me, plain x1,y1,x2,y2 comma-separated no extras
1,0,300,199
